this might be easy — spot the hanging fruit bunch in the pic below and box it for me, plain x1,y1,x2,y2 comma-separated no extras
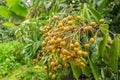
40,15,105,79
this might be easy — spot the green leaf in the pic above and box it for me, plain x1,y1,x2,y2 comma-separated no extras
0,6,10,18
91,52,99,63
98,0,107,12
98,24,109,57
101,68,105,79
109,36,119,72
81,66,91,77
82,3,91,21
100,24,109,35
10,4,28,17
118,34,120,57
7,0,21,7
88,6,102,23
102,46,110,64
70,61,81,80
88,57,100,80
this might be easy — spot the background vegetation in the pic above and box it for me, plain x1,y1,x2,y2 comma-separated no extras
0,0,120,80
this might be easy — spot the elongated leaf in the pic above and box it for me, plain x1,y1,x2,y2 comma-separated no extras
98,0,107,12
98,24,109,57
70,61,81,80
88,6,102,23
33,41,41,54
0,6,10,18
32,31,38,42
109,36,119,72
118,34,120,57
81,66,91,77
83,3,91,21
88,57,100,80
102,46,110,64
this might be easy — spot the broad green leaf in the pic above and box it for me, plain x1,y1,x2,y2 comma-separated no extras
98,0,107,12
88,57,100,80
70,61,81,80
10,4,28,17
109,36,119,72
0,6,10,18
83,3,91,21
7,0,20,7
88,6,102,23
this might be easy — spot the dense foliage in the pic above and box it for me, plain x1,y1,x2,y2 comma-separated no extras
0,0,120,80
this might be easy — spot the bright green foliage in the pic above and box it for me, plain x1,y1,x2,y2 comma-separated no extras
0,6,10,18
0,41,24,77
3,66,49,80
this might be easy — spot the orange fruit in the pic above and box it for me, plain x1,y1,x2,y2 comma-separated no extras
90,22,96,27
53,15,59,20
68,21,73,25
52,74,56,79
74,41,80,47
84,43,90,49
82,51,88,57
70,43,74,49
76,16,81,20
90,38,95,43
99,19,104,24
68,15,73,20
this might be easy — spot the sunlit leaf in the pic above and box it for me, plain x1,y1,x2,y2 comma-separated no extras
7,0,20,7
10,4,28,17
2,22,14,27
0,6,10,18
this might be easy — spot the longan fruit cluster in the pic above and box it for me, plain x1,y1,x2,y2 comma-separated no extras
41,15,105,79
